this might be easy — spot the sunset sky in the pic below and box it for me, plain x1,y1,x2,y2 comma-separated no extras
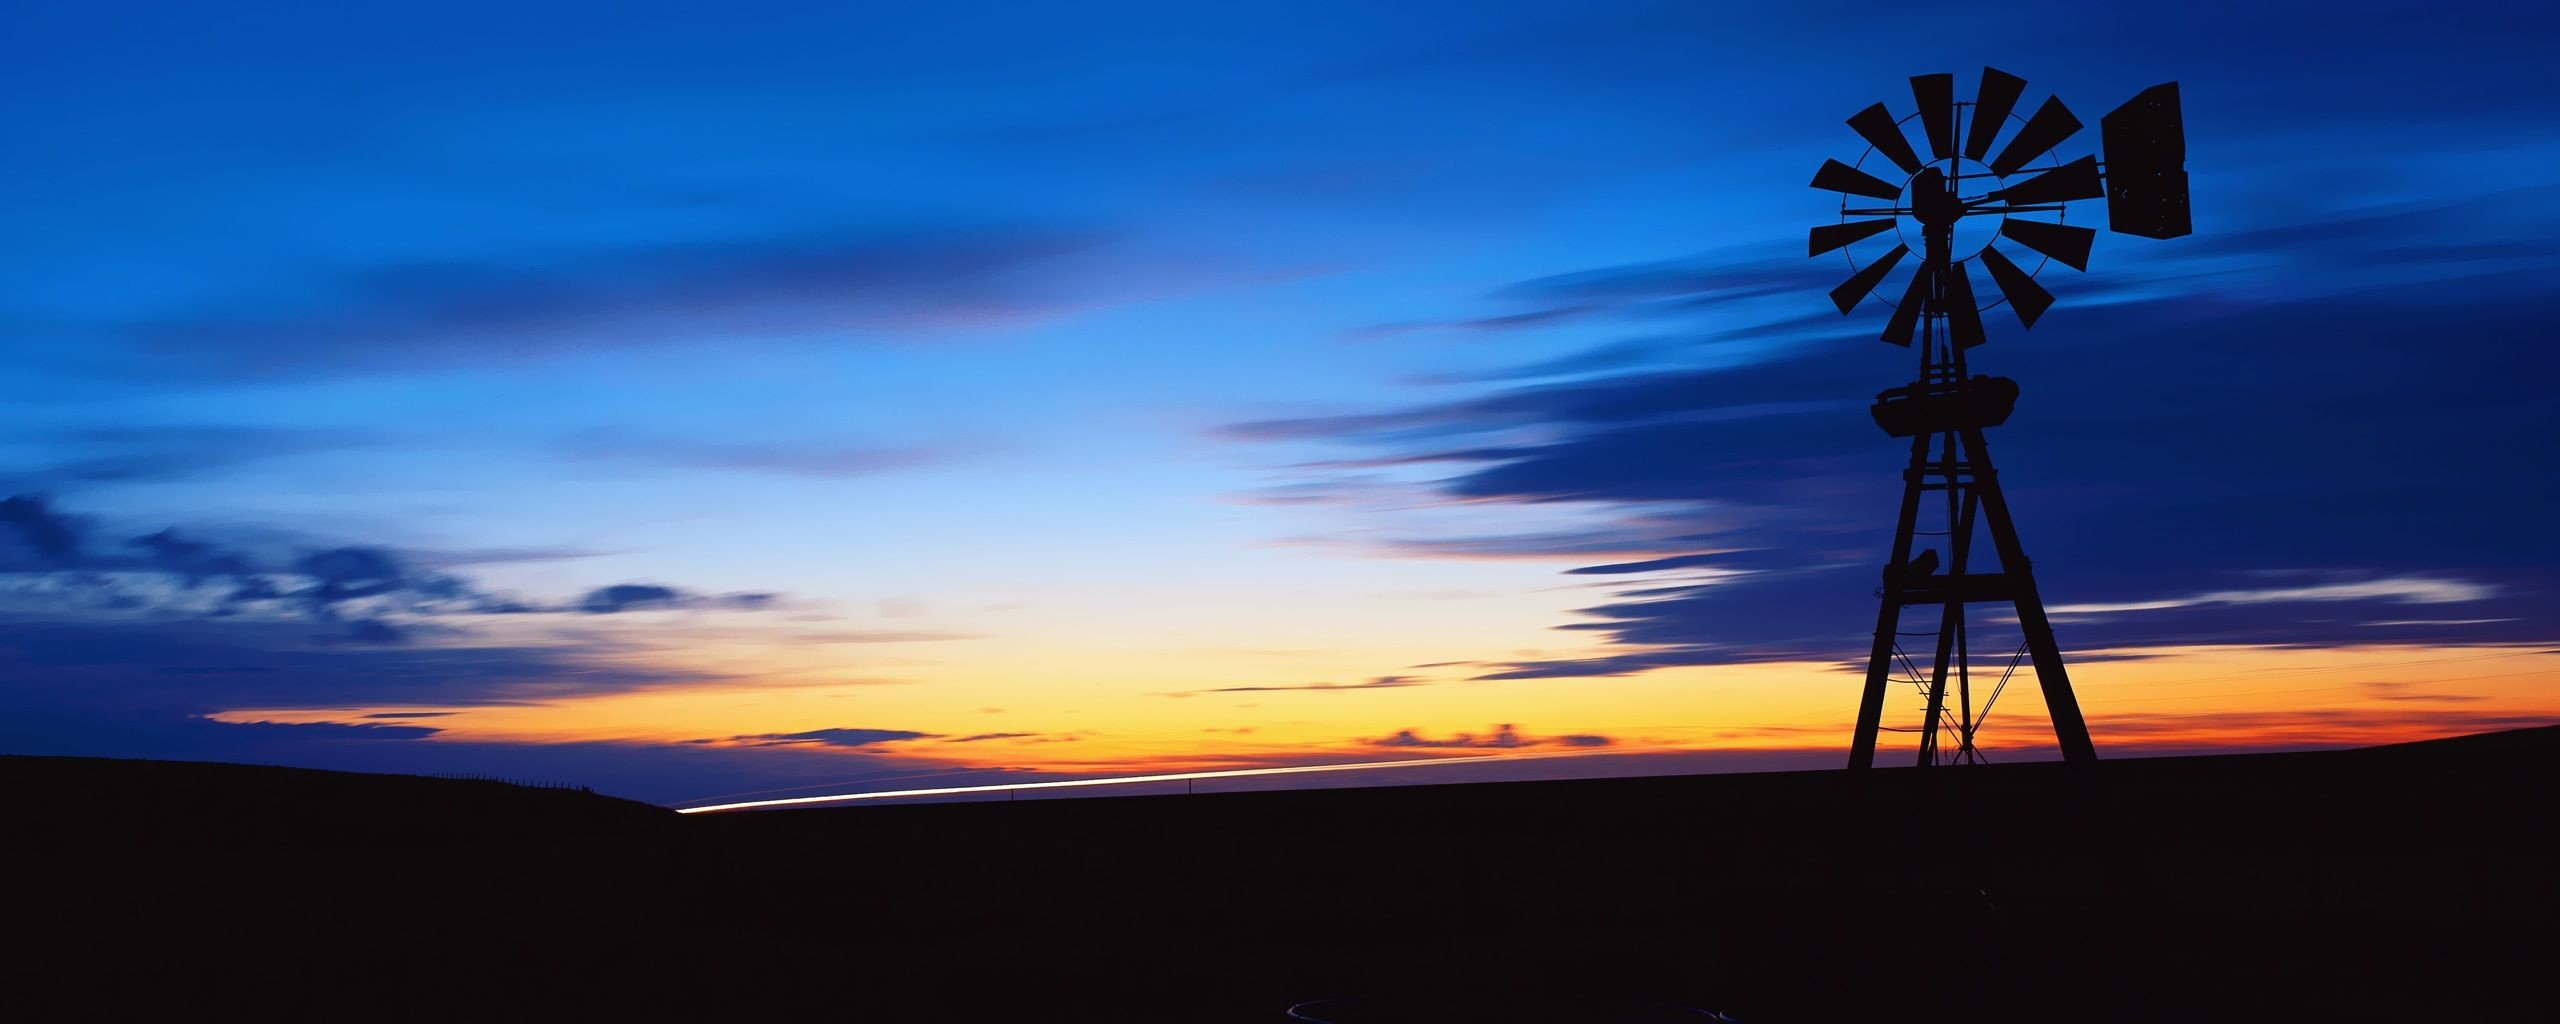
3,1,2553,807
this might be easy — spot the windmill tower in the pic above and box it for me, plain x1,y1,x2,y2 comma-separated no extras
1808,68,2190,769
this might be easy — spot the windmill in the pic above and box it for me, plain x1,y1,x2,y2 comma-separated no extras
1808,68,2189,768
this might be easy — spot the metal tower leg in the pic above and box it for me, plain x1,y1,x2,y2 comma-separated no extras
1949,488,1983,762
1958,426,2097,762
1916,432,1969,767
1850,433,1934,770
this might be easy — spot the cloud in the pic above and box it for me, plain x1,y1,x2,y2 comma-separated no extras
1418,335,1725,384
321,618,409,646
207,719,441,741
730,728,938,748
556,431,969,479
1360,724,1617,749
0,617,724,766
1354,303,1602,339
791,630,977,644
0,495,795,633
132,529,257,584
2360,681,2489,704
89,226,1113,381
0,497,538,624
5,426,371,487
295,547,411,609
2173,186,2560,283
1223,192,2560,679
575,584,680,614
0,495,809,736
2049,577,2496,618
1469,645,1776,681
1336,518,1747,563
576,583,776,614
948,732,1039,743
1491,256,1838,310
1368,724,1527,748
410,545,618,569
0,495,86,565
1166,674,1425,696
1219,358,1856,453
0,668,989,804
1565,553,1740,575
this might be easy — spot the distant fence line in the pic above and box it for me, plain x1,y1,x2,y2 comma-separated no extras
429,772,594,793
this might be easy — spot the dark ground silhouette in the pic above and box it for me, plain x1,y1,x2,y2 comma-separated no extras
7,728,2555,1021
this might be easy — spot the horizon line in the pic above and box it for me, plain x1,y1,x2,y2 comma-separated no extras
674,750,1590,813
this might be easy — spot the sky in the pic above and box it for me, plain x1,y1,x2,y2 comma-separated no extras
2,0,2554,807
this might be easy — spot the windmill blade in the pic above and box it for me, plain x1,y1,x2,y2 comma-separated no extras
1988,95,2083,176
1811,158,1903,200
1998,218,2095,271
1846,103,1923,175
1881,261,1932,346
1810,219,1896,257
1989,155,2103,205
1911,73,1956,160
1828,243,1909,314
1965,67,2027,161
1942,260,1986,349
1978,246,2054,329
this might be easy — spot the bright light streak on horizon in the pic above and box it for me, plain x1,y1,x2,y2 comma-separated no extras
675,751,1577,813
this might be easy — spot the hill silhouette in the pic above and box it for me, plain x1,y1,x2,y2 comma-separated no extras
7,728,2554,1021
6,755,671,845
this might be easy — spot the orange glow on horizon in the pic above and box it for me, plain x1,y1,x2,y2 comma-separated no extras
207,640,2558,785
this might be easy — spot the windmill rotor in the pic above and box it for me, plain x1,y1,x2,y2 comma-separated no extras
1807,67,2189,348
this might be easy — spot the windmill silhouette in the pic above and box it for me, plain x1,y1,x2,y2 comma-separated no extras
1808,68,2189,768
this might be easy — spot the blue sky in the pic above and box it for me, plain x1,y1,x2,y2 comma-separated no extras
3,1,2555,804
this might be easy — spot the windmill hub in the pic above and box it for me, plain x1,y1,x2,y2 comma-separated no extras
1899,159,2003,263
